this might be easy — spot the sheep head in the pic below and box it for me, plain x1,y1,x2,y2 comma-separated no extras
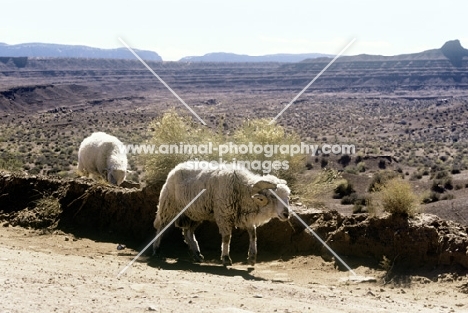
108,169,126,186
251,178,290,221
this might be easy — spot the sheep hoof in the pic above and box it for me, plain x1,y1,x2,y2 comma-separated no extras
192,252,204,263
222,255,232,266
247,256,256,266
151,248,163,259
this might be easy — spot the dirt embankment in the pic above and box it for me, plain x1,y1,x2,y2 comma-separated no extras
0,171,467,270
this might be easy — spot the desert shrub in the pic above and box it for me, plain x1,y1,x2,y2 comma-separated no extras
356,161,366,172
294,169,342,206
353,194,369,206
144,110,304,186
143,110,223,184
344,166,358,174
421,191,440,204
230,118,304,184
410,171,422,180
380,178,419,217
368,170,400,192
333,180,355,199
340,191,369,206
0,151,23,172
320,158,328,168
443,177,454,190
352,203,367,214
341,192,358,205
431,176,453,193
29,167,40,175
431,170,450,180
338,154,351,167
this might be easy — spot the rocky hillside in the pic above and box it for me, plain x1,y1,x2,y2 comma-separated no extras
0,40,467,113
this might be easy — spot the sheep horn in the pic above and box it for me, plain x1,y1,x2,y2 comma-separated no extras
251,180,277,195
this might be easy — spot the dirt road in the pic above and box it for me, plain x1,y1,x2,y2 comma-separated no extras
1,226,467,313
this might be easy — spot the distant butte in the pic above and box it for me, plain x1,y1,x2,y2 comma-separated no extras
440,39,468,67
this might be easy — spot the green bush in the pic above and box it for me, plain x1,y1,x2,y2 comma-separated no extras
380,178,419,217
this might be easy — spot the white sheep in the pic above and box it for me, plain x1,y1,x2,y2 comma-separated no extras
152,161,291,266
77,132,127,186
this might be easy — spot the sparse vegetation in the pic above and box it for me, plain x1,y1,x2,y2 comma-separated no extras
368,170,401,192
379,178,420,217
333,180,355,199
0,151,23,171
294,169,342,206
143,110,305,186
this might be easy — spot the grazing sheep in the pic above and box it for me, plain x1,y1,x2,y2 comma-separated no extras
152,161,291,266
77,132,127,186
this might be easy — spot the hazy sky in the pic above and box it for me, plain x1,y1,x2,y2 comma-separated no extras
2,0,467,61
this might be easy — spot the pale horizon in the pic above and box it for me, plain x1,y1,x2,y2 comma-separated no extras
2,0,467,61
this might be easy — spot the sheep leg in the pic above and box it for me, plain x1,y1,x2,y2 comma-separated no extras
220,232,233,266
246,226,257,265
152,229,164,258
152,214,165,258
176,214,204,262
183,226,204,263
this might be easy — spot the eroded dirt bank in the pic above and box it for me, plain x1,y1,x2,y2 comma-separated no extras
1,171,467,271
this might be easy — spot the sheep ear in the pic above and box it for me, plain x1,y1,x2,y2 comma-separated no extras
251,180,277,195
252,194,269,206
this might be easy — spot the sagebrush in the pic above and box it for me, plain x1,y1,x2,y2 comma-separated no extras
143,111,344,204
380,178,420,217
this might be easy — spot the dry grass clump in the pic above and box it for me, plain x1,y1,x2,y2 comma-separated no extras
143,111,345,203
143,110,223,184
368,170,401,192
143,111,305,186
11,196,62,229
229,118,304,184
294,169,343,206
379,178,420,217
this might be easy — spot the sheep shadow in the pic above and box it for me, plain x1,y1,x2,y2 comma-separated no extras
144,255,265,281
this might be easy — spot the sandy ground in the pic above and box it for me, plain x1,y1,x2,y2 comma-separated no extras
1,226,467,313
